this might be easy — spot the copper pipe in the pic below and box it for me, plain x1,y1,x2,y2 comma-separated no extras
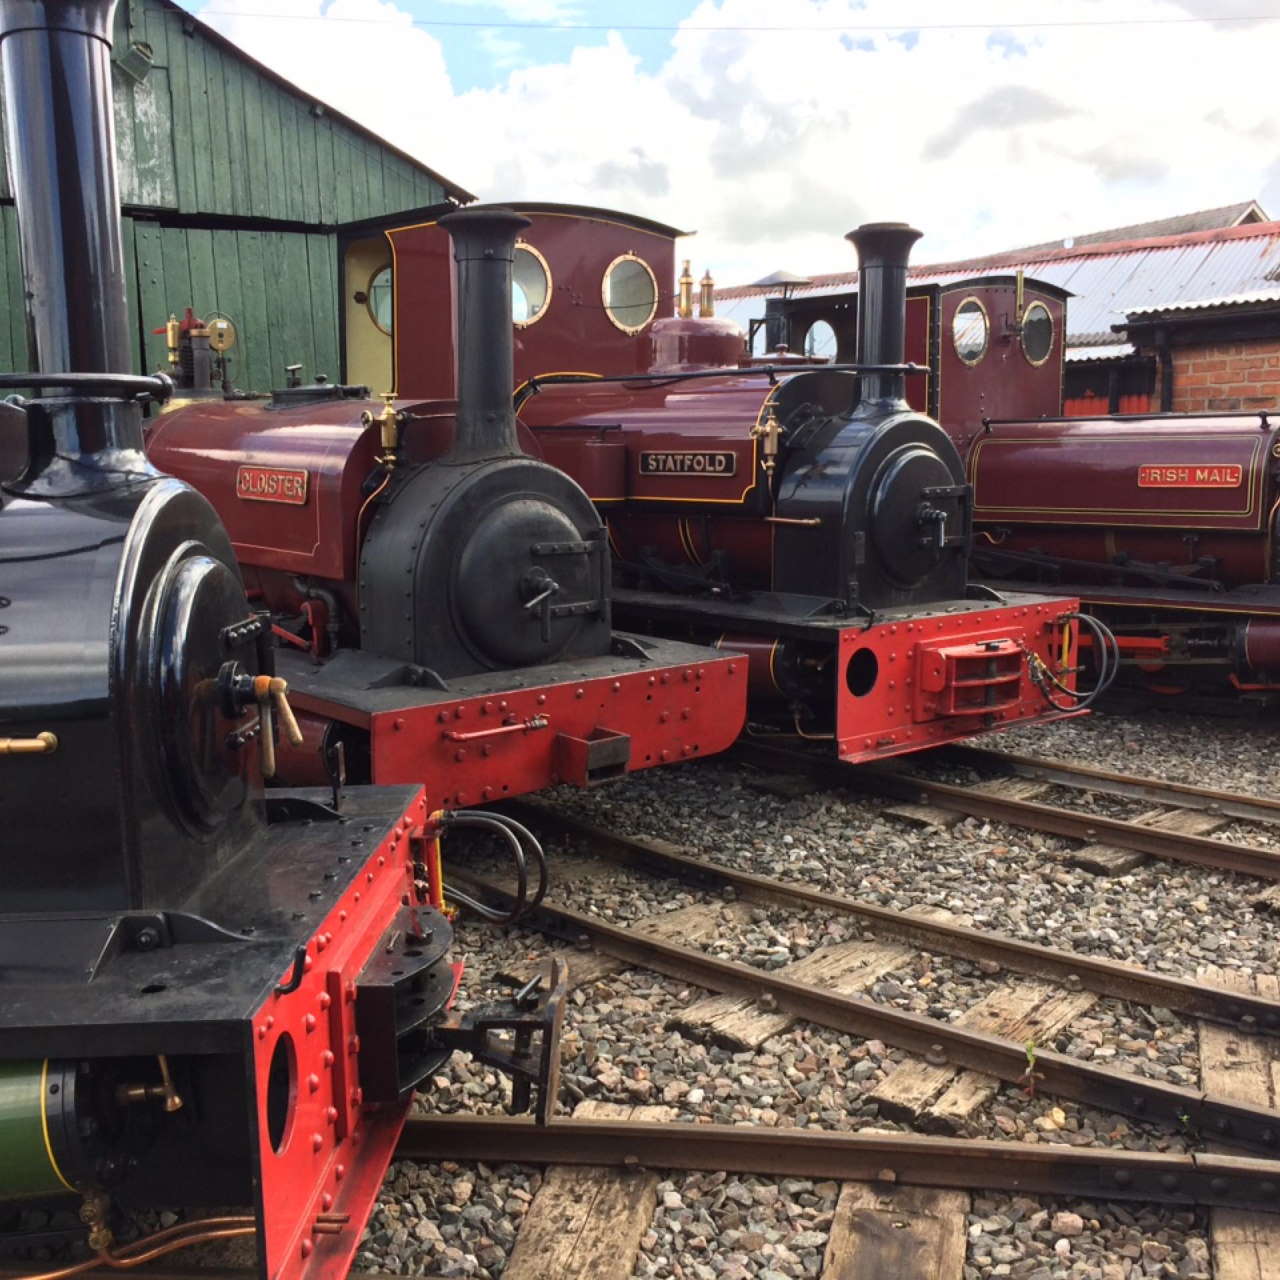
108,1225,255,1267
9,1218,257,1280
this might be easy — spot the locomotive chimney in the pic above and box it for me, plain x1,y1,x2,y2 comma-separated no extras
845,221,922,412
438,205,532,462
0,0,149,485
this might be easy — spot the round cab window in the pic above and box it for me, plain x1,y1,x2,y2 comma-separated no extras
803,319,837,360
1021,301,1054,366
952,297,988,365
367,266,393,335
512,242,551,327
603,254,658,334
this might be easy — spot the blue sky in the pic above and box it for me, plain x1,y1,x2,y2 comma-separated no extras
433,0,696,90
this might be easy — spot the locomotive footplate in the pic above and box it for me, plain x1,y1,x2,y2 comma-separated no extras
0,785,561,1280
274,635,748,806
611,587,1082,763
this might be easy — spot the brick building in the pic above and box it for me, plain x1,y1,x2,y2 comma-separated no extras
1119,291,1280,416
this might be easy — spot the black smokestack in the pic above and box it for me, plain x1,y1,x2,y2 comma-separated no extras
438,205,532,462
0,0,150,486
845,221,922,411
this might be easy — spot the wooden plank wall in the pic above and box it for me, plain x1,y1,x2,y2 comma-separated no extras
0,0,451,383
0,0,447,221
0,206,29,371
130,221,340,393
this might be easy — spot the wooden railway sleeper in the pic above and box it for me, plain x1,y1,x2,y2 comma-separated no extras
450,873,1280,1159
503,800,1280,1038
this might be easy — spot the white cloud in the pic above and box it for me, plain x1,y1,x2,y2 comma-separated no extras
192,0,1280,286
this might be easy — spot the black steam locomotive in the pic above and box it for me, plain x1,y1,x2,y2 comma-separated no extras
522,226,1105,762
0,5,559,1278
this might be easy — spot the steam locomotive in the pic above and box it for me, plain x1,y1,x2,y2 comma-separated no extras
513,224,1093,761
151,206,1088,762
719,256,1280,695
965,414,1280,694
145,212,748,806
0,4,561,1278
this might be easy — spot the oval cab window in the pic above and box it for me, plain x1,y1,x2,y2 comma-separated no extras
1022,301,1054,366
367,265,393,335
952,297,988,365
803,319,837,360
603,254,658,333
512,242,551,327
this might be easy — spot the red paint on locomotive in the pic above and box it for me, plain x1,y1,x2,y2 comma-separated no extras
147,208,748,803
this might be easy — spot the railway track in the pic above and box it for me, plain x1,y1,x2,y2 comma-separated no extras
448,824,1280,1157
15,748,1280,1279
735,740,1280,881
433,777,1280,1275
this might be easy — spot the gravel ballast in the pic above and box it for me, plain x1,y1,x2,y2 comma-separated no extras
350,704,1275,1276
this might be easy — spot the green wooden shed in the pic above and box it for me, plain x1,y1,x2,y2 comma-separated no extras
0,0,472,393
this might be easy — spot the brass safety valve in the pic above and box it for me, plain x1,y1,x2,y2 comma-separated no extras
361,392,404,468
699,269,716,318
678,259,695,318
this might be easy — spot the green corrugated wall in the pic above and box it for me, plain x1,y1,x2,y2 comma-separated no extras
0,0,453,389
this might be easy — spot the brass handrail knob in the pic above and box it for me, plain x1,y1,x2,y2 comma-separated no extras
0,731,58,756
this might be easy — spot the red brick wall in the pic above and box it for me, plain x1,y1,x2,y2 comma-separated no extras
1170,339,1280,413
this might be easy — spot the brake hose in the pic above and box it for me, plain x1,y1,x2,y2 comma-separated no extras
1028,611,1121,712
439,810,549,925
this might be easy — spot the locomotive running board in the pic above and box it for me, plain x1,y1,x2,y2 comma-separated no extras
276,637,748,807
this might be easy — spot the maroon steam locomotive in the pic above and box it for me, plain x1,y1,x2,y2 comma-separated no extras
726,260,1280,694
151,206,1089,763
146,209,748,807
511,224,1091,758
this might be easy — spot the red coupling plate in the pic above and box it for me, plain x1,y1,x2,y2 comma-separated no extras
835,598,1081,764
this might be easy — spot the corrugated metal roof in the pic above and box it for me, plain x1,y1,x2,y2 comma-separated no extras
1065,343,1135,363
718,222,1280,349
977,232,1280,344
1001,200,1267,258
1123,286,1280,318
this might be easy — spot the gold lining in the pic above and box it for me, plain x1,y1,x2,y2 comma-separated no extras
951,294,990,367
602,253,659,335
386,221,433,396
969,433,1266,520
513,240,553,329
39,1060,75,1193
626,383,776,503
1021,300,1054,368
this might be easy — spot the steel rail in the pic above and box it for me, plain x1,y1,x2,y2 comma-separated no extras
398,1115,1280,1213
449,872,1280,1157
503,800,1280,1037
733,742,1280,881
936,743,1280,828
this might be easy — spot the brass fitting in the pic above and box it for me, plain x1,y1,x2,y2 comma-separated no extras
750,405,782,476
0,731,58,756
677,260,694,318
165,312,180,366
360,392,403,468
699,269,716,318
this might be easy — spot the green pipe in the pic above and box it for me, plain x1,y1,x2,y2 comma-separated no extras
0,1061,75,1200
